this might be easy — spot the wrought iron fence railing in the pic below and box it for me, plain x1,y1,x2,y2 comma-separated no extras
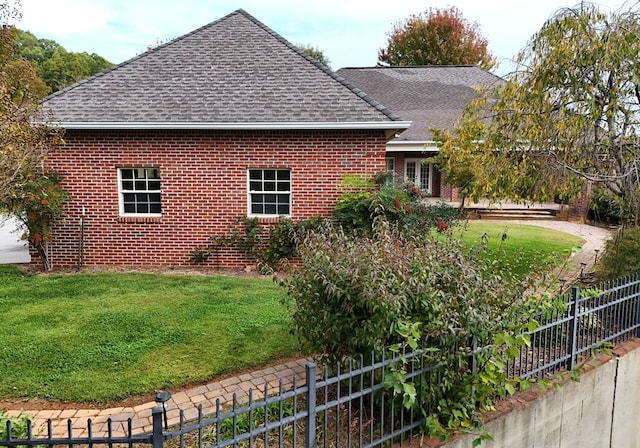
507,274,640,380
2,274,640,448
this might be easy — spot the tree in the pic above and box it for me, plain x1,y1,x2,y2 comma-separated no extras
14,30,112,93
432,3,640,223
14,29,57,69
0,3,67,270
297,43,331,69
378,7,494,69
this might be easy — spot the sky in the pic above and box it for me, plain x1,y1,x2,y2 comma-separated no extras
17,0,630,76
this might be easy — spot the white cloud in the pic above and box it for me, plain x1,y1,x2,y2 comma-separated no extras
19,0,115,36
16,0,630,72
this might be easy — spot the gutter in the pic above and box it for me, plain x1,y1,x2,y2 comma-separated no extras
386,140,439,152
54,121,412,131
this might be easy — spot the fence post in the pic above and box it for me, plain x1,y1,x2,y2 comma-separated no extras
469,337,478,375
305,362,317,448
635,275,640,338
567,286,580,372
152,406,164,448
467,337,478,402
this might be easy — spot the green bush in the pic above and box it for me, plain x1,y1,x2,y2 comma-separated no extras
213,398,295,442
281,219,531,365
588,187,624,225
261,216,325,267
596,226,640,281
0,410,38,447
280,219,538,441
192,216,326,270
333,175,460,235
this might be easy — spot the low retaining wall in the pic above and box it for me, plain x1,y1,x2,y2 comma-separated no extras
432,339,640,448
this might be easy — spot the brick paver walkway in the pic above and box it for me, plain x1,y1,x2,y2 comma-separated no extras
3,359,311,438
1,221,612,439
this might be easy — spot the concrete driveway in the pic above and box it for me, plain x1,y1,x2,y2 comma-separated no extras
0,215,30,264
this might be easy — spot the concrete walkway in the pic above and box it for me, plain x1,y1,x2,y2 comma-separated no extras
0,220,613,438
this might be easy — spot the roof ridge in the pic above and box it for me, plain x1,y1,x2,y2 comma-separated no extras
234,10,403,122
338,65,505,84
340,64,481,69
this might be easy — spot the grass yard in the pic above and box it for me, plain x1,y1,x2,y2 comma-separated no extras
454,222,583,278
0,266,297,403
0,222,583,404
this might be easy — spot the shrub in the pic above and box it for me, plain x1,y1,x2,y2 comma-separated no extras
261,216,325,267
281,219,532,365
190,217,264,265
280,219,538,441
596,226,640,281
212,398,295,442
588,187,624,225
333,175,460,236
0,173,69,271
0,410,38,447
192,216,326,270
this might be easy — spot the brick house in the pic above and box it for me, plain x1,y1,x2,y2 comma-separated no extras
337,66,503,202
40,9,410,269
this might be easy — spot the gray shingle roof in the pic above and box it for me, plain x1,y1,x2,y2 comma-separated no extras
336,66,503,142
43,10,407,129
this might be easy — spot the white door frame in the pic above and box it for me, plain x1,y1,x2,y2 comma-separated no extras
404,158,432,194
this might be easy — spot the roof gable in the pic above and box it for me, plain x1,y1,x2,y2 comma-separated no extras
336,66,503,142
44,10,407,130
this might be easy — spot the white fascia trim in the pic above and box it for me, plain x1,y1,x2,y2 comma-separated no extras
57,121,413,131
386,140,439,152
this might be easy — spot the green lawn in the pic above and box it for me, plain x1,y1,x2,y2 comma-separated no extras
454,222,583,278
0,267,297,403
0,222,583,404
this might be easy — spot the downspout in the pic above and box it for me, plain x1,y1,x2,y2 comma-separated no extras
77,206,85,270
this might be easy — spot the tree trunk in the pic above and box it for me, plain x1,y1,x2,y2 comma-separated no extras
35,242,51,271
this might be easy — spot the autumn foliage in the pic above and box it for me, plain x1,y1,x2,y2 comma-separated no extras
0,2,68,270
432,3,640,224
4,174,69,271
378,6,494,69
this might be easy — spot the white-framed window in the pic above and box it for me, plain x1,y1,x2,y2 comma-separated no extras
118,168,161,216
247,168,291,217
385,157,396,184
404,159,432,194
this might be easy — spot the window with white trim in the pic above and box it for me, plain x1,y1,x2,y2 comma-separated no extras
118,168,161,215
385,157,396,184
248,168,291,216
404,159,432,194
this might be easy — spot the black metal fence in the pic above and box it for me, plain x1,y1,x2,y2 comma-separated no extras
2,274,640,448
158,352,435,448
507,275,640,380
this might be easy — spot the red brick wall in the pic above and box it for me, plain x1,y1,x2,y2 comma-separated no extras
567,181,592,222
39,129,387,269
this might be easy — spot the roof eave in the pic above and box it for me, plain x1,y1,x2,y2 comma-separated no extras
55,121,413,131
386,140,439,152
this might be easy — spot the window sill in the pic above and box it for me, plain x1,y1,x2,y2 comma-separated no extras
250,216,290,224
118,216,163,223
